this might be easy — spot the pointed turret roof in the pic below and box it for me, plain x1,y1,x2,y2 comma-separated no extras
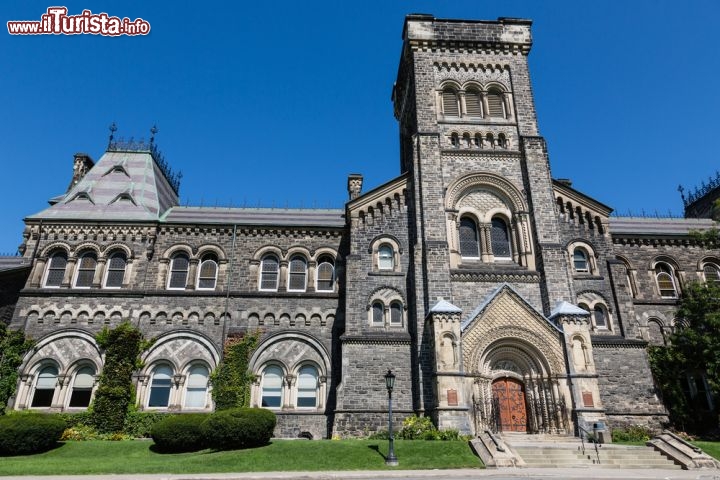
28,146,179,222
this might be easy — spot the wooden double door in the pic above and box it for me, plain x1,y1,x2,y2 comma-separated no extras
492,378,527,432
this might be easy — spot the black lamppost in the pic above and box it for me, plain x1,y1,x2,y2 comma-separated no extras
384,369,398,466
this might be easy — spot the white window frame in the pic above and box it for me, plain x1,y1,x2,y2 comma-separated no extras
287,255,308,292
103,251,127,289
260,365,284,409
259,254,280,292
196,255,218,291
316,258,335,292
73,251,98,289
167,253,190,290
183,364,210,409
43,251,68,288
378,244,394,270
147,364,174,409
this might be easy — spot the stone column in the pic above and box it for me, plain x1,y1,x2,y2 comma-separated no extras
61,257,77,288
29,257,47,288
186,259,199,290
91,258,106,288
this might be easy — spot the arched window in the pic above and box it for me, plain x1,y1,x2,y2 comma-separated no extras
486,88,506,118
197,254,218,290
104,251,127,288
442,87,460,116
465,88,483,117
316,256,335,292
704,263,720,285
44,251,68,287
490,217,511,259
167,253,189,290
297,365,318,408
593,305,608,329
573,248,589,273
148,365,173,408
390,302,403,325
372,301,384,325
74,252,97,288
259,254,279,291
261,365,283,408
378,244,394,270
450,132,460,148
459,217,480,258
474,133,483,148
31,365,58,408
68,366,95,408
655,263,678,298
184,364,209,408
288,255,307,292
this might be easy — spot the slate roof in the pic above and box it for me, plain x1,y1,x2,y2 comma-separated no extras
27,151,179,221
610,216,716,236
162,207,345,228
0,256,31,272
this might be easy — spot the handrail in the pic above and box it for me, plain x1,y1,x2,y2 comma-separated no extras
485,430,505,452
578,425,600,464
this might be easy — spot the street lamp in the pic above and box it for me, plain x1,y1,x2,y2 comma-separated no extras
384,369,398,466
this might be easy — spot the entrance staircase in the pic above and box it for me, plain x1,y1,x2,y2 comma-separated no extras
471,431,687,469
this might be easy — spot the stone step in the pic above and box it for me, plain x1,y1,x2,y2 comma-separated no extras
508,438,682,469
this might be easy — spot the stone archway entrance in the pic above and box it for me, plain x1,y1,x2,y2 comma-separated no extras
491,378,527,432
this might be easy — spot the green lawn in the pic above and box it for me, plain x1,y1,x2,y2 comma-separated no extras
693,441,720,460
0,439,482,476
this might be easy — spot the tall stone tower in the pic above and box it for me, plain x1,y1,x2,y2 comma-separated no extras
392,15,603,434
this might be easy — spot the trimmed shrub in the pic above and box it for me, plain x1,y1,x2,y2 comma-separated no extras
56,411,93,429
201,408,276,451
123,411,170,438
151,414,209,453
611,424,654,443
0,414,66,455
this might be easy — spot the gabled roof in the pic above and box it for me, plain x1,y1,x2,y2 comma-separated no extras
460,282,561,333
552,179,613,217
549,300,589,318
27,151,179,221
429,298,462,314
346,173,408,214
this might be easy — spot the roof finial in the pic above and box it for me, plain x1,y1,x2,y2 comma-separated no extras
150,124,158,144
108,122,118,148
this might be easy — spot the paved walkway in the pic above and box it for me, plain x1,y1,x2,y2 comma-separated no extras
1,469,719,480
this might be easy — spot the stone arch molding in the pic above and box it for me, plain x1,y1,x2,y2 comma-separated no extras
445,172,534,269
249,331,330,375
445,172,526,212
141,330,221,372
20,329,103,375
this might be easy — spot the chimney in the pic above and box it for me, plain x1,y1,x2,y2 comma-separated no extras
67,153,95,192
347,174,363,200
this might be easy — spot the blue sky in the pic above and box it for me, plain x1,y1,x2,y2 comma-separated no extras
2,1,719,254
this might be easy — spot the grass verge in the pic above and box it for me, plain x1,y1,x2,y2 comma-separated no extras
0,439,481,476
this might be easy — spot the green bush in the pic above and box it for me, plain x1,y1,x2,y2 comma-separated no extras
92,322,148,433
398,415,436,440
123,411,170,438
61,424,101,441
0,414,66,455
151,414,209,453
201,408,276,451
611,424,654,443
56,412,93,429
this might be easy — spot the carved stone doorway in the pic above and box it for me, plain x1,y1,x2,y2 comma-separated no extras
492,378,527,432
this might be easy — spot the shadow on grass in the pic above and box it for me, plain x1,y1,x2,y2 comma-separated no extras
0,441,65,457
367,444,386,461
149,441,275,455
